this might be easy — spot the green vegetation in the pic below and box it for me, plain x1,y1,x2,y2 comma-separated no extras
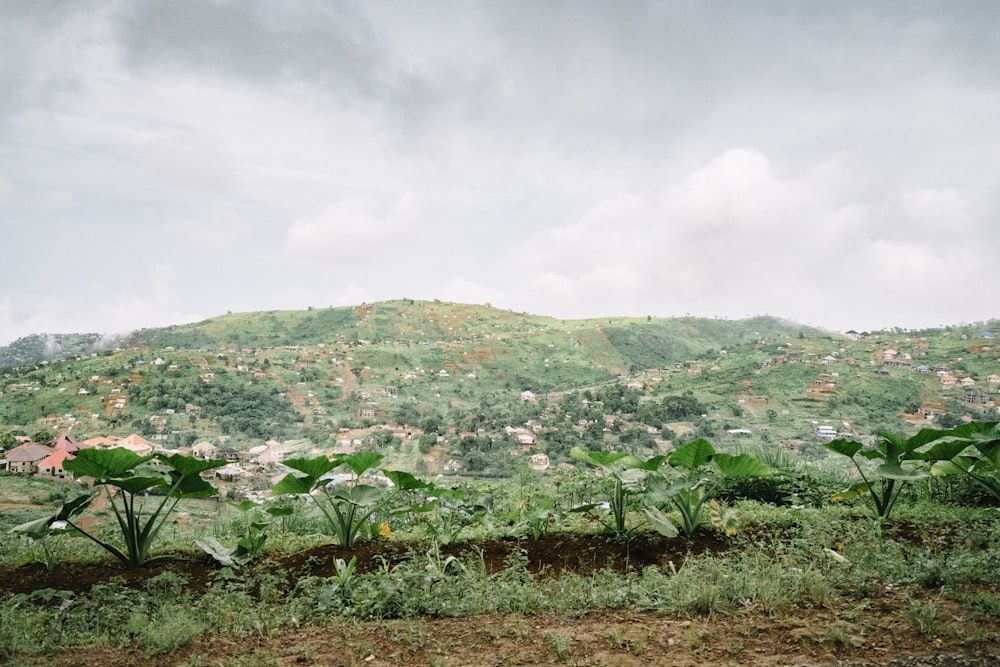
54,448,226,569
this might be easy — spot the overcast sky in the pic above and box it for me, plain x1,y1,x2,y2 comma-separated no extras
2,1,999,345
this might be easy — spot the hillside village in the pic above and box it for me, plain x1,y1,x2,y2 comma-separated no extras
2,303,999,490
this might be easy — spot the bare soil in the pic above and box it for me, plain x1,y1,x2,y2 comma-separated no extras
2,532,997,667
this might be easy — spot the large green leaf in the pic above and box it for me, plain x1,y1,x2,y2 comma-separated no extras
930,457,978,477
644,472,695,506
334,484,382,506
633,454,668,471
383,469,431,490
337,452,384,478
275,456,339,490
570,447,631,470
822,439,862,458
668,439,715,470
643,507,679,538
156,452,227,475
910,439,973,462
163,470,219,499
877,428,949,462
831,481,870,503
114,475,167,495
63,448,154,480
712,452,771,478
877,463,929,481
273,472,318,496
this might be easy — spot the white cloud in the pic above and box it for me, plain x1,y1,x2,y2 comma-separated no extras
286,192,423,262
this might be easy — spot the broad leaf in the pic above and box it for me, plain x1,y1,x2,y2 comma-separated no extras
633,455,668,471
272,472,318,496
823,439,862,458
877,463,929,481
63,447,154,480
156,453,227,476
284,456,340,480
337,452,384,478
643,507,679,538
712,453,771,478
910,439,972,462
669,439,715,470
195,536,241,568
113,475,167,495
570,447,630,470
335,484,382,506
383,469,431,491
163,470,219,499
831,482,870,503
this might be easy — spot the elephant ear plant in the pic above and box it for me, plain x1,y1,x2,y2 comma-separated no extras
50,447,227,569
273,452,430,548
823,428,954,522
644,438,771,538
568,447,667,535
927,421,1000,501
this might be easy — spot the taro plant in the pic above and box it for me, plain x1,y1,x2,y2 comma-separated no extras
196,500,279,568
926,421,1000,501
569,447,666,535
272,452,429,548
823,428,952,522
521,496,555,540
10,494,91,571
56,448,226,569
407,485,490,545
643,438,771,538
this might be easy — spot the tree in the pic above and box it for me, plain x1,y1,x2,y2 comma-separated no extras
31,429,55,446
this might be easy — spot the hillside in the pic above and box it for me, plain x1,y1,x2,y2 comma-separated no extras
1,301,998,476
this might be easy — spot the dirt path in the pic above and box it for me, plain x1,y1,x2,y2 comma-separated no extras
22,610,999,667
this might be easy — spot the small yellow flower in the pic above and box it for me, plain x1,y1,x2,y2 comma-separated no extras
378,521,392,539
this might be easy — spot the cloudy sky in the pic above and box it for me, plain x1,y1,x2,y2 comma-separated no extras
3,1,999,345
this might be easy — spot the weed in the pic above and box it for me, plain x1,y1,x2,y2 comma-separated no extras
906,598,942,636
544,630,573,662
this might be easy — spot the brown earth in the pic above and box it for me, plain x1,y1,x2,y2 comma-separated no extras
2,532,997,667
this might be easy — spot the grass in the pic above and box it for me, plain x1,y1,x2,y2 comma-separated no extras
3,499,999,662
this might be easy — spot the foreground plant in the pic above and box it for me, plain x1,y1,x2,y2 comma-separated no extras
273,452,429,548
928,421,1000,501
197,500,281,568
824,428,955,522
57,448,226,569
569,448,666,534
644,438,771,537
10,495,90,571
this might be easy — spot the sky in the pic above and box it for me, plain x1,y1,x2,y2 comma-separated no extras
3,1,1000,346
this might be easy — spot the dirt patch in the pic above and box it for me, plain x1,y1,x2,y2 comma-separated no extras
2,532,997,667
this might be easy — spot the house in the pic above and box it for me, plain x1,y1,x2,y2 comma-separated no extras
520,390,537,402
52,435,83,453
117,433,153,456
191,441,219,460
4,442,54,474
963,389,990,406
988,375,1000,384
37,449,74,480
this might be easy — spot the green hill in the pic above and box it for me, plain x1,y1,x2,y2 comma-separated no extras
2,301,997,476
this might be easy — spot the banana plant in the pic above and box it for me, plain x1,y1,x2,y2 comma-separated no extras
273,452,430,548
643,438,771,538
569,447,667,534
58,448,226,569
823,428,950,521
